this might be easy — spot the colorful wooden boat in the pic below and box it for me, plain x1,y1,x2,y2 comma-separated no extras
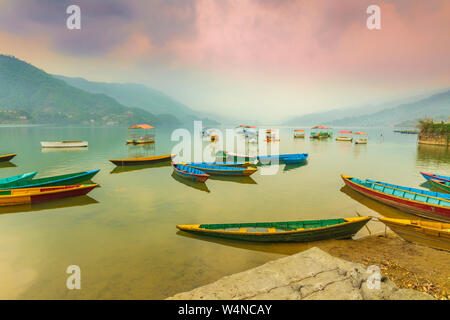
41,141,88,148
0,184,98,206
0,154,17,162
177,217,371,242
429,179,450,193
354,132,368,144
0,172,37,184
0,170,100,189
109,154,173,166
283,156,308,164
341,174,450,222
126,124,155,144
379,217,450,252
218,151,257,162
293,129,305,138
172,163,210,183
183,163,257,176
336,131,353,142
190,162,251,168
258,153,308,163
420,172,450,183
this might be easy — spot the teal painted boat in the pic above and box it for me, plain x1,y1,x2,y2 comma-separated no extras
0,172,37,184
0,169,100,189
183,163,257,176
430,179,450,193
177,217,371,242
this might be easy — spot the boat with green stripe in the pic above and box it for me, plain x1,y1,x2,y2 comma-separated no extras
429,179,450,193
177,217,371,242
0,169,100,189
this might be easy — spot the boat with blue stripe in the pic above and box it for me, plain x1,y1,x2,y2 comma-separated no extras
183,163,257,176
420,172,450,183
172,163,210,182
258,153,308,164
189,162,252,168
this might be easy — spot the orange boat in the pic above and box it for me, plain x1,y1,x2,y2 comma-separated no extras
109,154,173,166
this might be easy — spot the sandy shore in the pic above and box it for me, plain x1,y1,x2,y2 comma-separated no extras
313,231,449,299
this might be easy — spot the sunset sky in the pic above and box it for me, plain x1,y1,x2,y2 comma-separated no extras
0,0,449,120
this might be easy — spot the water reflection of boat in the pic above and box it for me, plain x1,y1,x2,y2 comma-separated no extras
171,172,210,193
209,175,257,184
0,162,17,169
416,144,450,166
283,161,308,172
41,147,88,153
0,195,98,215
110,161,171,174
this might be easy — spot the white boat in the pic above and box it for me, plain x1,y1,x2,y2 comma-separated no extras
354,132,368,144
40,141,88,148
336,131,353,142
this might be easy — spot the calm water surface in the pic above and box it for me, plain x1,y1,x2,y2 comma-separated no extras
0,125,449,299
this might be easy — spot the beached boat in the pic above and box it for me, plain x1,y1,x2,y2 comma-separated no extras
378,217,450,252
0,154,17,162
0,172,37,185
0,170,100,189
41,141,88,148
109,154,173,166
0,184,98,207
354,132,368,144
336,131,353,142
172,163,209,183
293,129,305,138
183,163,257,176
429,179,450,193
177,217,371,242
420,172,450,183
341,175,450,222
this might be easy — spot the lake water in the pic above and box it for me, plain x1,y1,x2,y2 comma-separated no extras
0,125,449,299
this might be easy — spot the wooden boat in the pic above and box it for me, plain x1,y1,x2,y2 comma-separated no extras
218,151,257,162
183,163,257,176
190,162,251,168
283,156,308,164
109,154,173,166
177,217,371,242
0,184,98,207
126,124,155,144
420,172,450,183
0,170,100,189
258,153,308,164
354,132,368,144
293,129,305,138
379,217,450,252
429,179,450,193
172,163,210,183
41,141,88,148
0,154,17,162
341,174,450,222
0,172,37,184
336,131,353,142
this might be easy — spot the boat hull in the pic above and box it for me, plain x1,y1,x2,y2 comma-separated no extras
184,163,257,176
172,163,209,183
342,175,450,222
0,184,98,206
429,179,450,193
41,141,88,148
109,154,173,166
379,218,450,252
0,154,17,162
420,172,450,183
336,137,353,142
177,217,371,242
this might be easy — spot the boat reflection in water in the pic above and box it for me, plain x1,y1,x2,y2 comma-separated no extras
0,195,98,216
283,161,308,172
209,175,257,185
0,162,17,169
416,144,450,167
41,147,88,153
171,172,211,193
110,161,171,174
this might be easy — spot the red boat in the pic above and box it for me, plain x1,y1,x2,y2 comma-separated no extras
171,163,210,183
341,175,450,222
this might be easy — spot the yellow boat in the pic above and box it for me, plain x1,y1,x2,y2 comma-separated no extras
379,217,450,251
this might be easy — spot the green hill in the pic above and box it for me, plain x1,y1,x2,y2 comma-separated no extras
0,54,178,126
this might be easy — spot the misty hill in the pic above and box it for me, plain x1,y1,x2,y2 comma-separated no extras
0,54,179,126
54,75,220,126
328,90,450,127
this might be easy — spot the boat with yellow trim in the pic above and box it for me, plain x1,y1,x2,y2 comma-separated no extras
0,153,17,162
109,154,173,166
177,217,371,242
379,217,450,251
182,163,257,176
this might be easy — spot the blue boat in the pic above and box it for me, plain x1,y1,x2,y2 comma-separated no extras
0,169,100,189
0,172,37,184
190,162,251,168
283,155,308,164
258,153,308,163
420,172,450,183
172,163,209,182
366,179,450,200
183,163,258,176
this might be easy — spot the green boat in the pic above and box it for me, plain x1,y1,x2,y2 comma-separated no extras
177,217,371,242
430,179,450,193
0,169,100,189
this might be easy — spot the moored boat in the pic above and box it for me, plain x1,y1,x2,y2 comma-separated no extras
177,217,371,242
258,153,308,164
126,124,155,144
183,163,257,176
190,162,251,168
0,172,37,184
0,154,17,162
172,163,210,183
41,141,88,148
218,151,257,162
341,174,450,222
0,170,100,189
336,131,353,142
0,184,98,206
354,132,368,144
109,154,173,166
420,172,450,183
378,217,450,252
283,156,308,164
293,129,305,138
429,179,450,193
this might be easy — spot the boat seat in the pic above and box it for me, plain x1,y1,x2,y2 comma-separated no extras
267,227,276,233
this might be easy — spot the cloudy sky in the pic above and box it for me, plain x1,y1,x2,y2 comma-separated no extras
0,0,449,120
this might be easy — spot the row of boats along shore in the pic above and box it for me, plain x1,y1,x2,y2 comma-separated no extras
0,126,449,252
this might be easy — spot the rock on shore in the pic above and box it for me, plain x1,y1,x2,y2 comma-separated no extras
167,247,433,300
